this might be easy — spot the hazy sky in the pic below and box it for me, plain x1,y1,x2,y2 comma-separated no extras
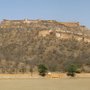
0,0,90,28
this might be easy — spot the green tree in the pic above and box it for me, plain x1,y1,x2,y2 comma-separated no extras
38,64,48,77
67,64,77,77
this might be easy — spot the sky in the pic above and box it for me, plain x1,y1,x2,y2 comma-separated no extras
0,0,90,28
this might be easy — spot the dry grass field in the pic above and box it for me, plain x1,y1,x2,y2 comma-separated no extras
0,78,90,90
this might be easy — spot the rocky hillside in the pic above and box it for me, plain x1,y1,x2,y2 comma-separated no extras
0,19,90,73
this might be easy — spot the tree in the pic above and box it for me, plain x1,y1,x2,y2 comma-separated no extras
38,64,48,77
66,64,77,77
30,66,34,76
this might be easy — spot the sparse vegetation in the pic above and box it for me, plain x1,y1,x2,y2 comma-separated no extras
0,19,89,74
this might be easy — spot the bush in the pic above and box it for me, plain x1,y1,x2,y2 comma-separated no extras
66,64,78,77
38,64,48,77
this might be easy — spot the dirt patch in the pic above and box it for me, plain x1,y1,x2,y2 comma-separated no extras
0,78,90,90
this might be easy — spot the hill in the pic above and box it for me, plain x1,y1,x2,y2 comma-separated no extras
0,19,90,73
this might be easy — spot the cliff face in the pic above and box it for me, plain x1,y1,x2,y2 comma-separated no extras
0,19,89,73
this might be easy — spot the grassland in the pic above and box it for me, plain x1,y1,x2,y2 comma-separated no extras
0,78,90,90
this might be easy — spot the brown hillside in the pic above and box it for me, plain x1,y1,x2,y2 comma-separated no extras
0,19,90,73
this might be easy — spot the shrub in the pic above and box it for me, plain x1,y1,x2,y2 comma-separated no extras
38,64,48,77
66,64,78,77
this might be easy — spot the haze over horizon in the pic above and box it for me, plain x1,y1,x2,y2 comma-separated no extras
0,0,90,28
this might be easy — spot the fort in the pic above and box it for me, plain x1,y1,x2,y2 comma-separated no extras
1,19,80,27
60,22,80,27
0,19,90,42
0,19,39,24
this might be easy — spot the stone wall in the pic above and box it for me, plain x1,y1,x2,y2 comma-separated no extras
60,22,80,27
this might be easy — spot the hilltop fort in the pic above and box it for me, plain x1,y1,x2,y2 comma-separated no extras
0,19,90,42
0,19,90,73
